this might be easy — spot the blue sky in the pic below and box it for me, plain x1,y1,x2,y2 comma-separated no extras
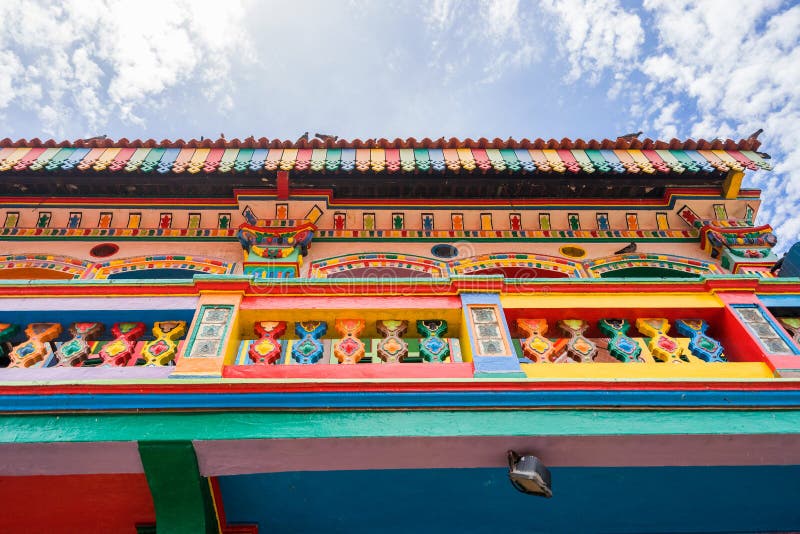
0,0,798,249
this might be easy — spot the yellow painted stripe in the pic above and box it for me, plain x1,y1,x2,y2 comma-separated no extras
190,148,210,164
238,308,463,339
520,362,774,379
370,148,385,162
501,293,724,309
457,148,474,163
96,147,121,163
627,150,650,164
280,148,298,162
542,149,562,164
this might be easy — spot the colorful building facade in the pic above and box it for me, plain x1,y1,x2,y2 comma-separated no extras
0,135,799,532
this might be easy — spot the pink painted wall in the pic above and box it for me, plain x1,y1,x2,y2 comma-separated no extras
302,240,722,277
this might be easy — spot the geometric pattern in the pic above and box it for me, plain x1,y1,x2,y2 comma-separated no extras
0,143,770,175
90,255,234,279
0,254,90,279
450,253,583,278
309,253,448,278
584,253,721,278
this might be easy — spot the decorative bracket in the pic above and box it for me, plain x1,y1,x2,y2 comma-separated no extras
675,319,726,362
558,319,597,363
333,319,366,364
249,321,287,365
376,320,409,363
598,319,642,362
0,323,19,362
517,318,554,363
292,321,327,364
417,320,450,363
55,322,104,366
9,323,62,368
99,322,146,367
142,321,187,366
635,318,684,363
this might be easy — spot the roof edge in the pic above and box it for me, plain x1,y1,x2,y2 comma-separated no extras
0,136,764,152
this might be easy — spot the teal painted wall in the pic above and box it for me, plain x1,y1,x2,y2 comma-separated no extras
219,466,800,533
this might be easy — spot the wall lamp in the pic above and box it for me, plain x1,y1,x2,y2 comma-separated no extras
507,450,552,498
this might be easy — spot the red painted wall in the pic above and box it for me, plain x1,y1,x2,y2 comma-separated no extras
0,474,155,533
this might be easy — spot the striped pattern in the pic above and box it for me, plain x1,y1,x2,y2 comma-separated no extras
0,146,772,175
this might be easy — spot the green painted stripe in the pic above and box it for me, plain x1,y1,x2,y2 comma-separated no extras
233,148,254,165
670,150,695,165
325,148,341,162
139,441,218,534
3,410,800,443
499,149,519,164
143,148,166,163
47,147,75,164
585,150,607,165
413,148,430,163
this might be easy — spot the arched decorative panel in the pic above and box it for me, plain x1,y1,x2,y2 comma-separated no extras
584,253,722,278
0,254,90,279
89,255,234,279
450,253,584,279
308,253,447,278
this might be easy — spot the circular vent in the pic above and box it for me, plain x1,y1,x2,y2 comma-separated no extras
431,244,459,258
90,243,120,258
559,245,586,259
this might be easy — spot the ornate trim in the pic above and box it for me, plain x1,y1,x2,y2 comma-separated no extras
450,253,584,278
308,253,447,278
90,255,234,279
0,254,90,278
584,253,722,278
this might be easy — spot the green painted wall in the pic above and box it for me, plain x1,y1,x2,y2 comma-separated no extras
138,441,218,534
1,410,799,443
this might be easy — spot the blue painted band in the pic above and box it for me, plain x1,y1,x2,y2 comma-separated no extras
472,355,523,373
757,294,800,307
218,466,800,534
3,388,800,411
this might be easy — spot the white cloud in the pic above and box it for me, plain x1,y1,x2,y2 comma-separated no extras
428,0,457,31
638,1,800,251
483,0,522,41
544,0,800,251
0,0,253,136
541,0,644,84
423,0,543,85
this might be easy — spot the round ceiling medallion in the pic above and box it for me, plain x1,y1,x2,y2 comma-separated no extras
90,243,120,258
559,245,586,259
431,244,459,259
